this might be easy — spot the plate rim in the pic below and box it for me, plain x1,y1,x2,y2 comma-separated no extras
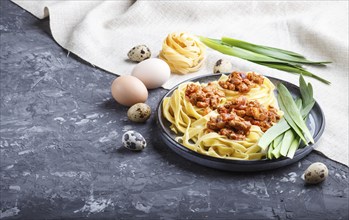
156,73,326,167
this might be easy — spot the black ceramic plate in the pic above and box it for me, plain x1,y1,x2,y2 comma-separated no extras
156,74,325,172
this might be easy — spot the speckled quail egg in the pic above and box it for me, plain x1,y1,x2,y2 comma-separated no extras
127,45,151,62
122,130,146,151
304,162,329,184
213,59,233,74
127,103,151,123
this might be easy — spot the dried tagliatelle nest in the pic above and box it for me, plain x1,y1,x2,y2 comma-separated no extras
159,32,206,74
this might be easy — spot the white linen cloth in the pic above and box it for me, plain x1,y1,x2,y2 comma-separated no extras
12,0,348,166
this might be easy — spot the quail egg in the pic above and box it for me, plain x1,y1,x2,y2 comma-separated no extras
127,103,151,123
127,45,151,62
122,130,146,151
304,162,329,184
213,59,233,74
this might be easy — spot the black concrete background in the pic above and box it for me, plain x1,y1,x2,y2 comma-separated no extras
0,1,348,219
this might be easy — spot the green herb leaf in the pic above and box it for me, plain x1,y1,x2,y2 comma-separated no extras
222,37,331,65
277,94,309,145
260,76,316,160
270,134,284,159
199,36,331,84
199,37,294,64
277,83,314,144
280,130,296,157
258,118,289,150
255,62,331,85
287,137,301,159
267,140,274,159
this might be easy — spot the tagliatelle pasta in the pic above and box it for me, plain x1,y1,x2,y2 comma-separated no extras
159,32,206,74
162,72,283,160
216,74,280,109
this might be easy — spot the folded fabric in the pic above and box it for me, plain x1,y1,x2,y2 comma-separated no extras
12,0,348,166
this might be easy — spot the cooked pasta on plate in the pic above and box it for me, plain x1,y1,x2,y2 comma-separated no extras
162,71,284,160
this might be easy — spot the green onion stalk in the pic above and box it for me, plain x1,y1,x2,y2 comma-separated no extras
199,36,331,84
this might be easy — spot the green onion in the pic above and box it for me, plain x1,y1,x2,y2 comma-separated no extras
255,62,330,84
199,36,331,84
280,130,296,157
299,74,315,106
199,37,293,64
300,74,312,104
259,89,313,151
221,37,331,65
258,118,289,150
271,141,282,159
221,37,306,58
277,83,314,144
271,134,284,159
260,75,315,160
301,102,315,116
287,137,301,159
277,94,308,145
267,140,274,159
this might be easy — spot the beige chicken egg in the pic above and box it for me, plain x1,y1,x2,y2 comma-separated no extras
131,58,171,89
111,75,148,106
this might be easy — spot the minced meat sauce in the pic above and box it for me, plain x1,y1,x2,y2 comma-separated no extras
207,112,252,140
207,96,280,140
185,82,225,111
219,71,264,93
185,72,280,140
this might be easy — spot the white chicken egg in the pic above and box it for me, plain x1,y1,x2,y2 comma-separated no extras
131,58,171,89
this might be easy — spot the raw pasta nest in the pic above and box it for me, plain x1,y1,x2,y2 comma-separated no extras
159,32,206,74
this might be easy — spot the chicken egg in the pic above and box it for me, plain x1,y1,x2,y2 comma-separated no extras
111,75,148,106
131,58,171,89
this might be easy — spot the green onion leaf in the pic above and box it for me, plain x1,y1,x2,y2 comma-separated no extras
220,37,306,58
260,76,316,159
270,134,284,159
199,37,299,65
221,37,331,65
301,101,315,117
277,83,314,144
258,118,289,150
299,74,315,107
199,36,330,84
255,62,331,85
267,140,274,159
277,94,309,145
280,130,296,157
287,137,301,159
271,141,282,159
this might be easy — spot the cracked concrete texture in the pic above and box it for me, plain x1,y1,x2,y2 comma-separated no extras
0,0,348,219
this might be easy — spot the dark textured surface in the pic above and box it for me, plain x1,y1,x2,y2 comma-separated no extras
0,1,348,219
